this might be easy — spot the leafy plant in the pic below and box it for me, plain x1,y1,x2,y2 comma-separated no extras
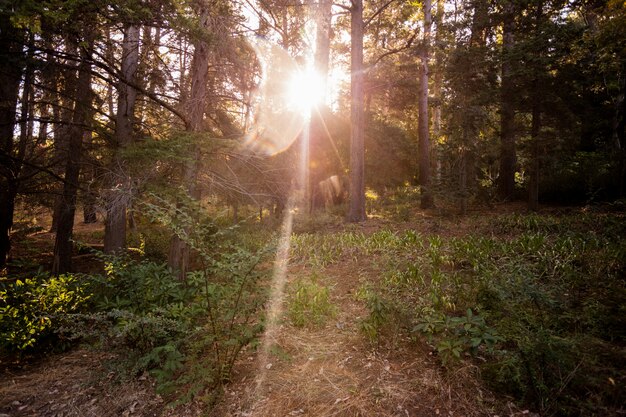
359,289,392,345
414,308,500,363
288,277,336,328
350,212,625,415
0,273,91,353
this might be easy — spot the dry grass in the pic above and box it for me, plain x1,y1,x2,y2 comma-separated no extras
2,205,537,417
210,258,518,417
0,349,164,417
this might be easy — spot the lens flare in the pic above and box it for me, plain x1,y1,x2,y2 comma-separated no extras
286,68,324,117
244,38,321,156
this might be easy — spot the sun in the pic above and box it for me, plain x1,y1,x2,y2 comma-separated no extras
286,68,324,117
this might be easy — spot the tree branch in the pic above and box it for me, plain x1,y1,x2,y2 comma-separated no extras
364,0,397,28
367,28,419,71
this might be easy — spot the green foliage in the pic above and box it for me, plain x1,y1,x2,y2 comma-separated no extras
288,277,336,328
359,288,392,345
414,308,500,364
350,213,625,416
0,193,272,408
87,239,269,404
291,229,413,268
0,273,91,353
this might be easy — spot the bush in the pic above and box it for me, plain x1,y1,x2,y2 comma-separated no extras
349,215,626,416
0,273,92,354
86,245,269,404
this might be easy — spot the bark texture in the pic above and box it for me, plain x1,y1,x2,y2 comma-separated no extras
498,0,517,200
0,16,24,269
418,0,434,209
347,0,366,222
52,36,94,275
168,3,211,277
104,24,140,253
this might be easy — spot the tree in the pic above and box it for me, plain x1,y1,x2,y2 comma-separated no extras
308,0,333,213
168,0,213,277
527,0,545,211
52,31,95,275
498,0,517,200
418,0,434,208
0,12,24,269
104,23,140,254
347,0,366,222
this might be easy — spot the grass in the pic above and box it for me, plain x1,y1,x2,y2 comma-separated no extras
291,209,626,416
288,275,336,328
4,203,624,417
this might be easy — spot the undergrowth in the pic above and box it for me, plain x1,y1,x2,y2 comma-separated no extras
288,275,336,328
1,194,273,410
293,211,626,416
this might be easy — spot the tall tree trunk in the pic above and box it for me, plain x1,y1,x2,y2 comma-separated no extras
0,17,24,269
432,0,444,184
528,86,541,211
419,0,434,209
457,0,488,214
618,77,626,196
460,135,468,215
347,0,366,222
498,0,517,200
52,35,94,275
104,23,140,254
308,0,333,213
528,2,544,211
50,41,79,233
82,130,97,223
168,3,211,277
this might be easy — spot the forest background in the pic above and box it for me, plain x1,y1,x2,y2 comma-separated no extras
0,0,625,416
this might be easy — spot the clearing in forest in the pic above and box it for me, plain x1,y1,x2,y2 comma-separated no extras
2,206,625,417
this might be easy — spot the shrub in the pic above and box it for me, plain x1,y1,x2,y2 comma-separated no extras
351,214,625,416
0,273,91,354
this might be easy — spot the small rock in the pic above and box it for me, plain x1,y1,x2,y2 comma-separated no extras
265,363,272,370
11,401,21,406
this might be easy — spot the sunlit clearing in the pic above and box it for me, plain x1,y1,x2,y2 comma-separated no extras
286,68,324,118
244,38,307,156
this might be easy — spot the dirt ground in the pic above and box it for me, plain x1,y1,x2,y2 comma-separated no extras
1,205,539,417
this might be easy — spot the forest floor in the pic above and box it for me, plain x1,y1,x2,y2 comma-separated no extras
1,204,548,417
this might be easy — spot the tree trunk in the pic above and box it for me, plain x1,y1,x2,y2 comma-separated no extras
528,3,544,211
498,0,517,200
432,0,444,184
168,3,211,277
52,35,94,275
529,82,541,211
50,41,79,233
460,132,468,215
82,132,97,223
104,23,140,254
308,0,333,213
418,0,434,209
347,0,366,222
0,17,24,269
618,78,626,197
